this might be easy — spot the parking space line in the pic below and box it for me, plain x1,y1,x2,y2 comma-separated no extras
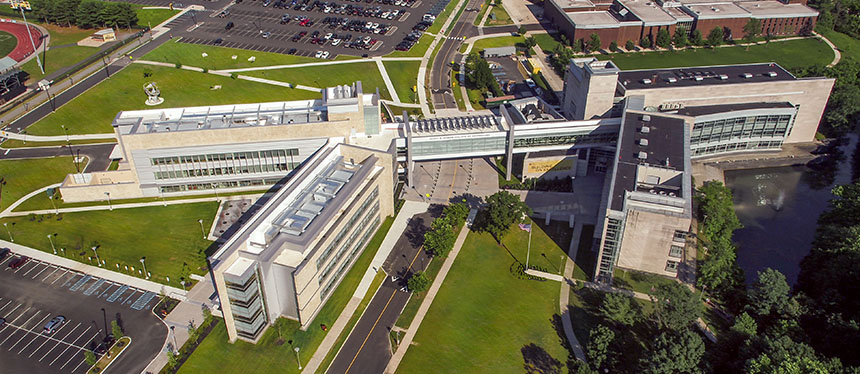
7,312,51,351
17,318,59,354
31,263,51,279
0,299,11,313
21,262,43,277
31,322,78,359
59,330,100,370
5,305,30,326
13,260,32,273
39,324,86,362
48,326,97,367
60,273,81,287
41,266,61,282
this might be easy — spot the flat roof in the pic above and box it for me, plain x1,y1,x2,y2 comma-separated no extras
567,10,621,27
618,63,795,90
553,0,596,9
618,0,676,25
683,3,750,19
676,101,795,117
736,1,818,18
408,114,502,135
611,111,687,211
663,6,693,21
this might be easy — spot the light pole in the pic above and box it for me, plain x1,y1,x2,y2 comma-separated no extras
3,222,12,242
19,7,44,74
197,219,206,239
92,245,101,267
104,192,112,210
47,234,56,254
524,222,533,270
140,257,148,279
170,325,178,354
101,308,108,339
293,346,301,370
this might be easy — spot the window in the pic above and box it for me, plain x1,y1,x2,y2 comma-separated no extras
673,230,686,242
665,260,679,273
669,245,683,258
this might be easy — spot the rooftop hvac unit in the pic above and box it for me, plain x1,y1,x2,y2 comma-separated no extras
666,77,677,83
743,73,753,78
639,138,649,146
641,126,651,134
767,71,778,77
641,78,652,84
638,151,648,160
642,115,651,122
719,74,729,80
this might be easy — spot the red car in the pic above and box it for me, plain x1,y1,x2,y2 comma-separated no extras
8,256,29,269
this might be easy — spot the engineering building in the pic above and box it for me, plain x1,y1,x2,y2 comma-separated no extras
544,0,818,48
59,57,834,341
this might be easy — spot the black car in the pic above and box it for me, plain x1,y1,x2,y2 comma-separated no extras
214,38,223,45
225,21,234,30
0,247,10,260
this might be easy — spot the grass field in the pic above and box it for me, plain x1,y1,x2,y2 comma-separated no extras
485,4,512,26
473,0,491,26
451,70,466,110
469,35,525,53
142,40,324,69
818,29,860,62
243,62,392,100
134,6,180,28
178,216,394,374
12,186,270,212
427,0,461,35
597,38,834,70
396,222,570,373
0,31,17,57
383,60,420,102
0,202,218,286
0,157,80,211
385,34,433,58
612,268,677,295
21,24,98,81
26,65,320,136
385,104,423,119
533,33,561,53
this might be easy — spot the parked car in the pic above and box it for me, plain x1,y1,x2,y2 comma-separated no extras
214,38,223,45
43,315,66,335
217,10,230,17
225,21,234,30
0,317,5,327
321,51,330,59
261,31,271,38
8,256,28,269
287,48,297,54
0,247,10,260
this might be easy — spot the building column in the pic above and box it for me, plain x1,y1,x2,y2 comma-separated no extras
404,112,414,187
506,123,515,181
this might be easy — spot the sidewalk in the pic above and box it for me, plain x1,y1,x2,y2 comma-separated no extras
302,201,430,373
0,238,186,297
384,211,474,374
2,193,264,218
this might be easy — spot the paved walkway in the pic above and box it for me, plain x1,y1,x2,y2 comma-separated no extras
384,211,474,374
0,130,115,142
0,182,61,217
302,201,430,373
374,57,401,103
814,31,842,67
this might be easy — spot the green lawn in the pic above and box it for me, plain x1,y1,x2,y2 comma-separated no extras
451,70,466,110
385,104,423,120
0,31,17,57
316,270,387,374
21,24,98,81
533,33,562,53
597,38,834,71
612,267,677,295
134,6,180,28
0,202,218,286
243,62,392,100
466,87,486,110
13,186,270,212
0,157,80,211
469,35,525,53
385,34,434,58
143,40,324,70
427,0,462,35
818,29,860,62
0,138,115,149
25,64,320,136
396,223,570,373
485,4,513,26
178,216,394,374
383,61,420,103
473,0,491,26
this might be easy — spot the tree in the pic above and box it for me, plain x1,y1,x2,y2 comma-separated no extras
748,268,799,321
640,36,652,49
572,38,583,53
625,40,635,51
484,191,531,242
744,335,836,374
609,40,618,52
464,52,502,96
639,330,705,374
424,219,456,257
586,324,615,372
111,320,123,339
691,29,704,46
743,18,762,44
549,45,575,74
407,271,430,292
166,350,178,369
518,25,526,35
274,317,290,341
524,36,537,50
599,292,637,327
560,34,570,47
76,1,104,28
673,27,688,48
707,26,724,47
656,28,671,48
588,33,601,52
85,350,97,366
651,282,702,331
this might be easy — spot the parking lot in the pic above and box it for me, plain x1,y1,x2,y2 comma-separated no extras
0,253,167,374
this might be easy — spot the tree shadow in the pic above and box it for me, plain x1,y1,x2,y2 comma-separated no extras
521,343,563,374
404,216,426,248
449,192,483,210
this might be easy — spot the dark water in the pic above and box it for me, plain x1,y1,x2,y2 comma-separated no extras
724,137,855,285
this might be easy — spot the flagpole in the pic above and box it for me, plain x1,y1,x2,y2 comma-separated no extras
525,223,532,269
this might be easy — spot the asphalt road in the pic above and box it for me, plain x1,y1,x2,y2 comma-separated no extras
0,143,116,173
0,253,167,374
328,206,441,374
429,0,480,110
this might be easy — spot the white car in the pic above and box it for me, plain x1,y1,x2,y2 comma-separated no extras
324,33,333,40
525,79,536,89
332,39,341,46
321,51,330,59
315,50,323,58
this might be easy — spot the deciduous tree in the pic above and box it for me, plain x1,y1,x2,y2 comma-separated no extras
484,191,531,242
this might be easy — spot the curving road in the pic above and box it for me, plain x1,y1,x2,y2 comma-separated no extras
429,0,481,110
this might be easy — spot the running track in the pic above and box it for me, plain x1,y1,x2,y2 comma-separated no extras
0,18,43,62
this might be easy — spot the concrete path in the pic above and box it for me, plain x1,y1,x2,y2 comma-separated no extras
380,100,422,108
814,31,842,67
384,211,474,374
3,192,265,217
375,57,401,103
0,130,115,142
477,4,493,28
0,182,61,217
0,239,186,297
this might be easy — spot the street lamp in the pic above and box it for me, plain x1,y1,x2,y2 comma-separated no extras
170,326,178,354
3,222,12,242
104,192,112,210
47,234,56,254
197,219,206,239
140,257,148,279
101,308,108,339
293,346,301,370
92,245,101,267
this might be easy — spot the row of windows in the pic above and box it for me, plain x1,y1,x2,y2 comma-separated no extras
321,215,381,299
318,201,380,284
514,132,618,149
692,140,783,157
159,177,283,193
690,114,793,146
665,260,679,273
151,149,299,165
153,162,299,180
316,187,380,269
597,217,623,283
